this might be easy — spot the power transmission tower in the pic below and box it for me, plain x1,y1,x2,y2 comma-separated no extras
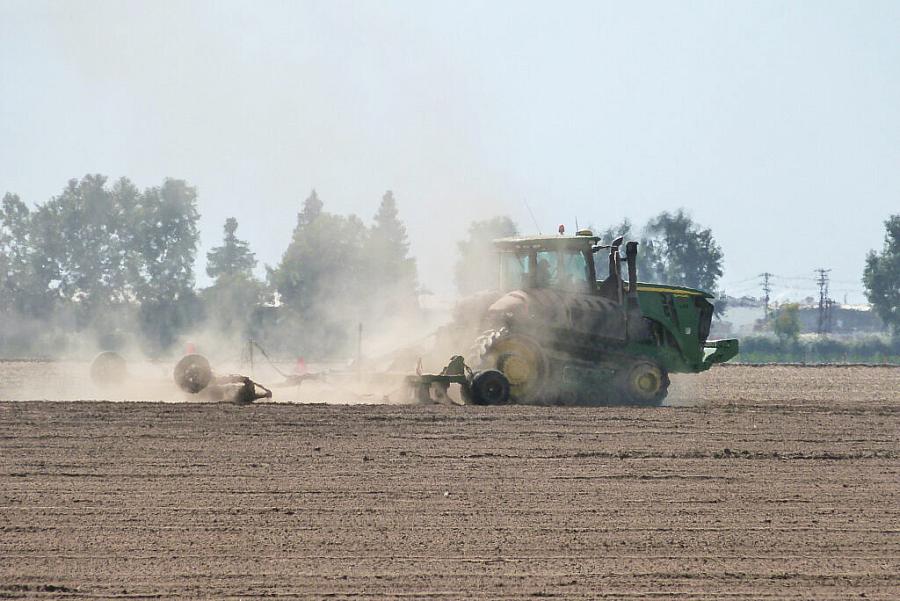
759,272,773,319
815,268,831,335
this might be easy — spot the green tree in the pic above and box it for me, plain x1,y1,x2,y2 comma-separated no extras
863,215,900,334
268,191,369,355
131,179,202,352
640,209,724,294
207,217,256,279
366,190,418,308
270,191,367,313
0,193,60,318
773,303,801,343
454,216,518,295
597,219,635,245
37,175,137,325
203,218,262,334
1,176,201,354
297,188,323,227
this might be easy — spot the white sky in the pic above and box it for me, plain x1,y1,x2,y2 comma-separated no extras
1,0,898,302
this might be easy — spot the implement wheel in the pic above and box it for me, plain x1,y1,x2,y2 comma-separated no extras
468,370,511,405
174,354,212,394
90,351,127,387
617,360,669,406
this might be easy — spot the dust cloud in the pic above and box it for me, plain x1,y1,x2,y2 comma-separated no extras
0,301,460,405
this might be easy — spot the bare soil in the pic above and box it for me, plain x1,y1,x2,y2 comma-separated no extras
1,365,898,599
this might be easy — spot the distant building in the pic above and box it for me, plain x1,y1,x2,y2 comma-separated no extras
796,304,885,334
716,296,887,337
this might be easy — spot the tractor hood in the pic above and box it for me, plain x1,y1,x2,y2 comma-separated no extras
484,288,626,341
632,283,715,299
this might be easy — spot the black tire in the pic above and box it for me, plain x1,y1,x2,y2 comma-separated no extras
469,369,511,405
174,354,212,394
615,360,669,406
90,351,127,387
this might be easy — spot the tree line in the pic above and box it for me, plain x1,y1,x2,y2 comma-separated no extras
3,173,894,358
0,176,418,357
1,176,201,354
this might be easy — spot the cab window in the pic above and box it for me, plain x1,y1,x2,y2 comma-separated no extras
534,251,559,288
558,250,590,291
499,252,529,290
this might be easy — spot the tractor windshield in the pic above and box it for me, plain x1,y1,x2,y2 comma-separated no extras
499,249,592,292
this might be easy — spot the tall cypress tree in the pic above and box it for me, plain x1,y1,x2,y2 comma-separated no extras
368,190,417,303
207,218,256,279
202,217,262,336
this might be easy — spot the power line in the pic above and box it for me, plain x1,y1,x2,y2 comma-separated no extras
721,275,765,286
759,272,773,319
815,268,832,335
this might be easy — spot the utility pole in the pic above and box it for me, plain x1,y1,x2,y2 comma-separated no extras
815,268,831,335
759,272,773,319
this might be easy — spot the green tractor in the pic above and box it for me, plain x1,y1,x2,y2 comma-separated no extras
459,231,738,405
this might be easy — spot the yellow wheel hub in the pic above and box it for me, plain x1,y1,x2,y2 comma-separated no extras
627,362,664,400
487,337,544,401
501,355,532,387
635,371,660,394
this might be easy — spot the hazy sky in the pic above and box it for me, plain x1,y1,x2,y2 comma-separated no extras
1,0,897,302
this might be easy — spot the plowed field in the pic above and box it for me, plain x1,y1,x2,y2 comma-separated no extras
1,365,898,599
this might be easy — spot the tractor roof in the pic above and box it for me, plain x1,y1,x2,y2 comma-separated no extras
493,234,601,252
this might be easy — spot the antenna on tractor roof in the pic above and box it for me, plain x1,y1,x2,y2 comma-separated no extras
523,199,541,235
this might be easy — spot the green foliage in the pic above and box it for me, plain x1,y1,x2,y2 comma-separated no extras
203,218,263,336
201,273,263,334
2,180,426,358
207,217,256,279
737,335,900,364
597,219,634,245
367,191,417,304
267,189,422,357
863,215,900,334
297,189,323,227
36,175,136,324
0,193,59,318
270,191,368,314
773,303,801,342
0,176,201,355
640,209,723,294
454,216,518,294
131,179,200,303
129,179,201,352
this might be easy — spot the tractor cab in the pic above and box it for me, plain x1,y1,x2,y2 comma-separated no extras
494,230,637,305
495,233,600,295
